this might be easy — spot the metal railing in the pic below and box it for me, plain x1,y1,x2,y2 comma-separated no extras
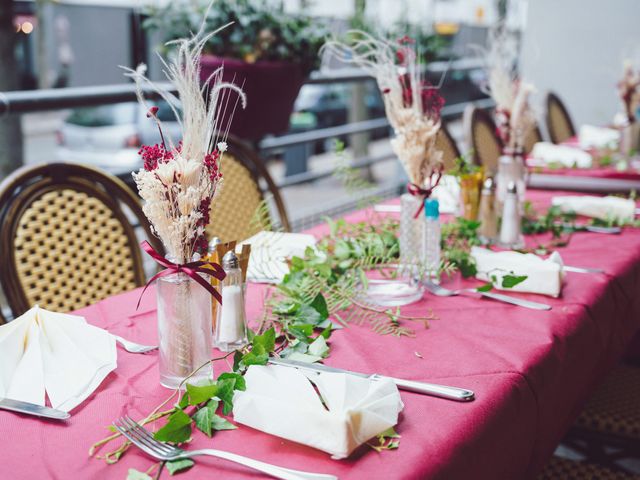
0,61,494,191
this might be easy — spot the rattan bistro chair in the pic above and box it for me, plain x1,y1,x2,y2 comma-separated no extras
537,455,637,479
206,134,290,243
545,92,576,144
464,105,504,176
523,123,544,156
436,121,464,171
0,163,162,317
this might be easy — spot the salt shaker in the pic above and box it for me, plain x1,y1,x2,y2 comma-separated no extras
478,177,498,244
499,181,524,249
214,250,248,352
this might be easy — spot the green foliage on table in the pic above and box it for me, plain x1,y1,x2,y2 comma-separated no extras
521,202,577,239
143,0,329,76
367,427,401,452
166,459,195,476
447,151,481,178
441,218,482,277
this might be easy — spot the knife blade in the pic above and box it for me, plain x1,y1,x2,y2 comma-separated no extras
268,358,475,402
564,265,604,274
0,398,70,420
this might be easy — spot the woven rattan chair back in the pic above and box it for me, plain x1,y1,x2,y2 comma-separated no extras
546,92,576,144
206,135,290,243
464,106,503,175
0,163,161,317
436,121,463,171
523,123,544,155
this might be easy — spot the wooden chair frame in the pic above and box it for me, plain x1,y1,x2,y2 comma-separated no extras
0,162,162,318
437,120,464,171
545,92,576,144
463,105,503,173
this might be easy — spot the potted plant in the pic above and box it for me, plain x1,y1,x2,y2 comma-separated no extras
144,0,328,141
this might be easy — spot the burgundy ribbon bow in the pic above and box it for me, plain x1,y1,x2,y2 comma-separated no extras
136,240,227,310
407,173,441,219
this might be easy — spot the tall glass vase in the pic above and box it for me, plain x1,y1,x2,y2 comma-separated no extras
399,193,424,272
157,272,213,389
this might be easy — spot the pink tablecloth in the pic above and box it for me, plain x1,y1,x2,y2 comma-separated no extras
2,190,640,480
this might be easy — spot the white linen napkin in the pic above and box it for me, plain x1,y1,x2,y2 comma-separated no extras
551,195,635,222
240,231,317,283
530,142,593,168
0,306,116,412
578,125,620,149
233,365,403,459
470,247,565,297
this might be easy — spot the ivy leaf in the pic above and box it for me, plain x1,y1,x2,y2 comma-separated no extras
193,399,218,437
215,378,237,415
320,324,332,339
154,409,192,444
166,459,195,475
127,469,153,480
501,275,527,288
295,305,322,325
241,350,269,367
232,350,244,372
253,328,276,354
186,382,218,405
476,283,493,292
218,372,246,391
310,293,329,319
308,336,329,358
212,415,238,431
286,352,322,363
289,323,314,340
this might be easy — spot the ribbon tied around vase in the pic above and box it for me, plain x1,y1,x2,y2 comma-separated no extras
136,240,226,309
406,169,442,218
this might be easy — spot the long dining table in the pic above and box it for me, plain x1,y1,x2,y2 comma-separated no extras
1,189,639,480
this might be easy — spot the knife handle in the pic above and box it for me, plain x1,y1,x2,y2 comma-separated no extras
379,376,475,402
478,291,552,310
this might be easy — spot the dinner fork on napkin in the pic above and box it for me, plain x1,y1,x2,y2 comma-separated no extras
0,306,116,413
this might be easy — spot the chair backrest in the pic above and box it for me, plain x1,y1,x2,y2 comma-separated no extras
436,121,463,171
523,123,544,155
0,163,162,317
545,92,576,144
464,105,503,175
206,135,290,242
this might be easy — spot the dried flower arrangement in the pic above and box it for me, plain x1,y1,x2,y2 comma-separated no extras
321,32,444,205
618,60,640,124
477,26,535,153
123,24,247,265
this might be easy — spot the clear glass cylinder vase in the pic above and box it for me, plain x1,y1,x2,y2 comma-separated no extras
399,193,424,272
157,272,213,389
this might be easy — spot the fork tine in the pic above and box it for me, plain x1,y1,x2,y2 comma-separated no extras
112,419,166,460
122,416,175,454
117,417,172,458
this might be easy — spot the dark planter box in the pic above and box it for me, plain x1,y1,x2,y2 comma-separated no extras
200,55,305,141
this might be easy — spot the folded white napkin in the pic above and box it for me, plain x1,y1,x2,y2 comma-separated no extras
431,175,460,214
233,365,403,459
471,247,564,297
578,125,620,149
530,142,593,168
0,306,116,412
240,231,317,283
551,195,635,222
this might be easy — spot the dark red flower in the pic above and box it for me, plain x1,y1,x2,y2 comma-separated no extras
398,35,415,45
193,234,209,255
196,197,211,227
203,150,222,182
146,106,159,118
138,143,173,171
421,87,445,121
382,87,391,94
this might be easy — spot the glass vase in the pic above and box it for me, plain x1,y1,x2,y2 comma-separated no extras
157,272,213,389
399,193,424,273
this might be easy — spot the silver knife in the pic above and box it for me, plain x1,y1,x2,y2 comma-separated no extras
268,357,475,402
471,290,552,310
0,398,70,420
564,265,604,274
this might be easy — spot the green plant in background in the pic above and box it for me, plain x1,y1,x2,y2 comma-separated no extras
440,217,482,277
447,151,481,177
143,0,329,76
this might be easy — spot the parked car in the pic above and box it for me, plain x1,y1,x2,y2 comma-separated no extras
56,101,181,175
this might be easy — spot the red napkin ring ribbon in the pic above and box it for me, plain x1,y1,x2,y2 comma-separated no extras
136,240,227,310
407,173,441,219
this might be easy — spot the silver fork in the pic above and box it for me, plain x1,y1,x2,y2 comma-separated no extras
423,280,552,311
113,416,337,480
113,335,158,354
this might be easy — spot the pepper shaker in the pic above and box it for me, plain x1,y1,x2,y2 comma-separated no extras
499,181,524,249
214,250,248,352
478,177,498,244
